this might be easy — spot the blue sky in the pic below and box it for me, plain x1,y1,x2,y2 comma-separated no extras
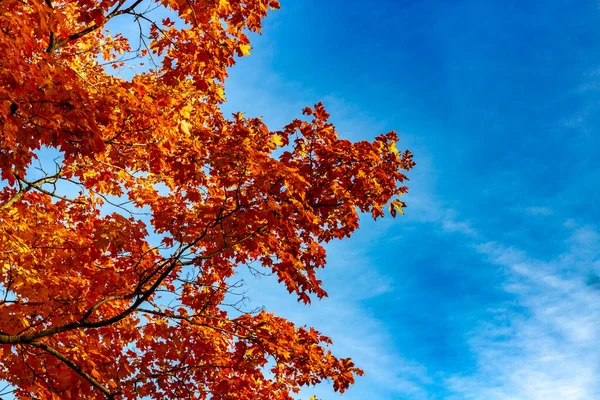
220,1,600,399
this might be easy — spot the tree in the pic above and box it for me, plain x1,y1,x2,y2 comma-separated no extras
0,0,415,398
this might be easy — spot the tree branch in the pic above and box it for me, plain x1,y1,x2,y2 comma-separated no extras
0,174,61,210
28,342,117,399
0,218,266,345
48,0,144,53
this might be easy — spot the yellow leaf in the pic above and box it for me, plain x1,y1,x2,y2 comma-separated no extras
271,135,284,146
219,0,229,10
180,120,192,135
239,44,251,56
215,86,225,99
390,199,405,215
389,140,399,155
180,105,193,119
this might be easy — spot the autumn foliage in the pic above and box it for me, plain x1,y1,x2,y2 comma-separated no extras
0,0,414,398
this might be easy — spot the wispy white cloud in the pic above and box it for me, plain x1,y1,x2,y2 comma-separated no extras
441,218,477,236
397,195,600,399
444,222,600,400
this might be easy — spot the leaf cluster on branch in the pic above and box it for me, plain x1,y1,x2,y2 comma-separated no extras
0,0,415,398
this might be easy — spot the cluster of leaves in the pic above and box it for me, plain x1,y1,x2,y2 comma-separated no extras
0,0,414,399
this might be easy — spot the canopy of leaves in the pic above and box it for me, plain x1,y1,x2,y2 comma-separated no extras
0,0,414,398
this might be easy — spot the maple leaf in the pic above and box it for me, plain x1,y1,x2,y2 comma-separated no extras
271,134,285,146
390,199,407,217
239,44,252,56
